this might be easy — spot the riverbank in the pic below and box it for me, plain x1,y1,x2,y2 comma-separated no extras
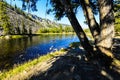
0,35,26,39
0,40,120,80
36,32,75,34
0,36,120,80
0,33,75,39
0,49,67,80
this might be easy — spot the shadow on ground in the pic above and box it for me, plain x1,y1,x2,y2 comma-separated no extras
29,38,120,80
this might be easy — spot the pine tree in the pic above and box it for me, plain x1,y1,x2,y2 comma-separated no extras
114,0,120,35
0,1,11,35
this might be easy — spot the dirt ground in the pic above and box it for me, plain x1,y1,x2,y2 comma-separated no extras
27,38,120,80
4,38,120,80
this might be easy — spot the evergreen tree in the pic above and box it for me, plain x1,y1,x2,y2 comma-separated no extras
114,0,120,35
59,24,63,33
22,20,27,34
0,1,11,35
20,0,115,58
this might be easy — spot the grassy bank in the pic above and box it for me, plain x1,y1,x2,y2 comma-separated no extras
37,25,74,34
0,35,25,39
0,40,120,80
0,33,75,39
36,32,75,35
0,49,67,80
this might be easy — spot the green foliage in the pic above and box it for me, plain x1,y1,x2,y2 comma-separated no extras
16,7,25,15
13,4,35,22
59,24,63,33
0,1,12,35
84,28,93,39
5,1,35,22
48,0,99,20
64,26,74,32
11,35,23,39
114,0,120,35
38,28,49,33
84,28,91,33
37,25,74,33
114,2,120,13
70,42,81,48
115,16,120,35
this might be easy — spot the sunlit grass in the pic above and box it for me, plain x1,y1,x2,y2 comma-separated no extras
0,50,66,80
69,42,81,48
0,35,25,39
36,32,75,35
0,36,4,39
11,35,23,39
112,58,120,67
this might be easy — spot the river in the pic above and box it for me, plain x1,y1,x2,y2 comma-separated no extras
0,34,79,71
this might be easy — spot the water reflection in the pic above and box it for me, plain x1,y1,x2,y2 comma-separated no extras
0,34,79,71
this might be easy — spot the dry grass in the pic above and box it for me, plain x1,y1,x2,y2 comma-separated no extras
0,50,67,80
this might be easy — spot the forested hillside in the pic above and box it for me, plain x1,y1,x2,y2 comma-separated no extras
0,1,73,35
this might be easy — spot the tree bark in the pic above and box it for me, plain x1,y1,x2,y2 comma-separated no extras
97,0,115,58
60,0,94,55
81,0,100,44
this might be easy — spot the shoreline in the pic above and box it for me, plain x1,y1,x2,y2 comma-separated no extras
0,42,81,80
0,49,67,80
0,33,75,39
0,38,120,80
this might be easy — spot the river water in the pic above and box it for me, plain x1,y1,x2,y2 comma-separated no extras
0,34,79,70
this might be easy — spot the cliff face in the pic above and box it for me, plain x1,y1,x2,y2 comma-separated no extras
7,8,39,34
0,3,62,35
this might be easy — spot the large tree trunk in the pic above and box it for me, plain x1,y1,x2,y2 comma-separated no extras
97,0,115,58
60,0,94,55
81,0,100,44
67,11,94,55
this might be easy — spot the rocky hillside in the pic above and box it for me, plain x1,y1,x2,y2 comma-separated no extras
0,2,70,35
